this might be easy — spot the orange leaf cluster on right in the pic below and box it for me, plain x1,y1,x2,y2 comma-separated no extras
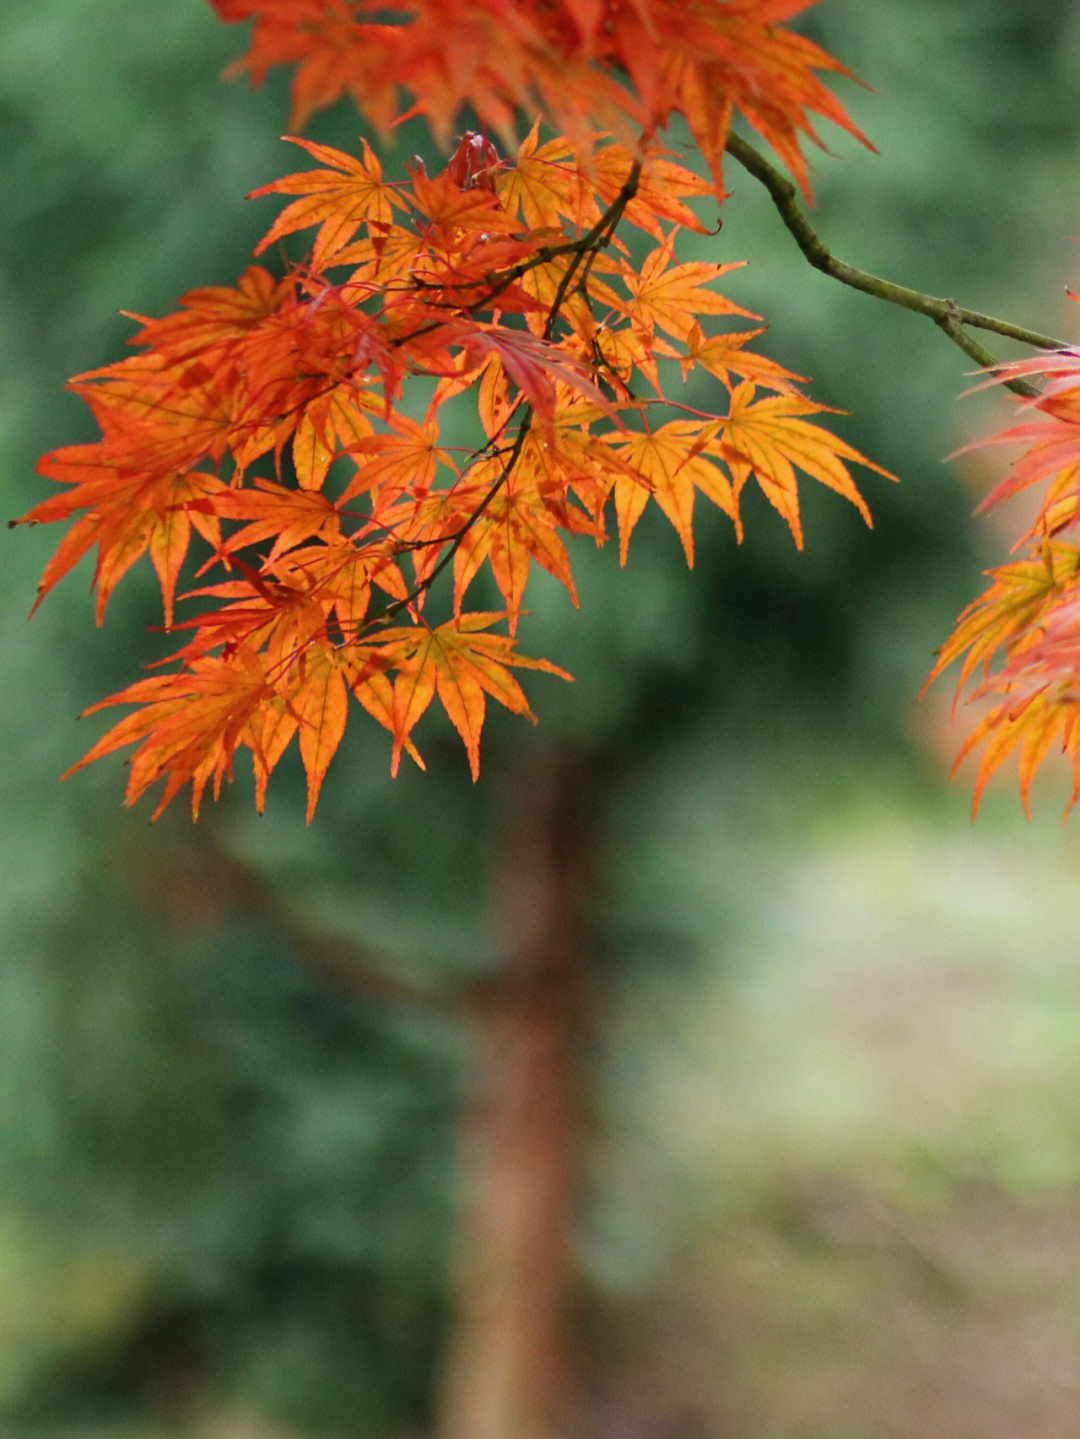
927,335,1080,815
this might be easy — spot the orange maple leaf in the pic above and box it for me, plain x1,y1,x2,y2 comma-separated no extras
210,0,870,198
451,467,589,631
608,420,737,565
65,645,279,820
952,685,1080,820
716,382,889,548
625,239,755,345
25,448,226,626
290,641,350,819
347,614,571,778
923,546,1080,704
250,135,407,269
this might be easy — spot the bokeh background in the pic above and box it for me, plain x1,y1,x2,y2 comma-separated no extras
5,2,1080,1436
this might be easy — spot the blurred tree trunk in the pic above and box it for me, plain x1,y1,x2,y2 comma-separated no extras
436,748,591,1439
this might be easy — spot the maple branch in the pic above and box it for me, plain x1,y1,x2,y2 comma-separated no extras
724,131,1067,400
375,413,535,628
367,162,643,629
405,159,643,313
542,161,642,339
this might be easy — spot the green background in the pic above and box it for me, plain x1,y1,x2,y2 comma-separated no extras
4,3,1080,1435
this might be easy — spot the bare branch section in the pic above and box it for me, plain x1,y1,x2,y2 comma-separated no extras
725,131,1067,399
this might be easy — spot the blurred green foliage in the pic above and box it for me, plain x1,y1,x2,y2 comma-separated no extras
5,1,1080,1434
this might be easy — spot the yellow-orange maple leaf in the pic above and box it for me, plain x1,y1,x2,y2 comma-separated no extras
347,614,571,778
717,382,888,548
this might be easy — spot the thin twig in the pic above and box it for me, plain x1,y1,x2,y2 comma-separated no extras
725,131,1067,400
369,160,643,629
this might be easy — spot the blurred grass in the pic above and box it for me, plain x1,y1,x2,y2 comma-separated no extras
580,732,1080,1438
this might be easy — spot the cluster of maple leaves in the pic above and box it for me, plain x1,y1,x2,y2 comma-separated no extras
925,338,1080,815
18,0,1080,819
